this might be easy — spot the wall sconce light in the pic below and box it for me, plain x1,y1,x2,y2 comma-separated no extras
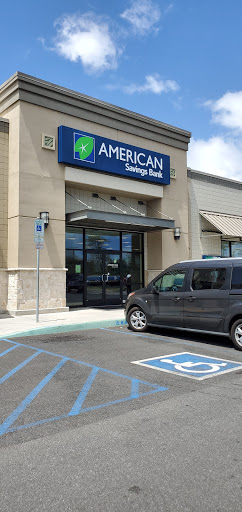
39,211,49,228
174,227,181,240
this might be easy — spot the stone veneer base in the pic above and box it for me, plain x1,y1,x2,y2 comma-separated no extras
0,268,67,314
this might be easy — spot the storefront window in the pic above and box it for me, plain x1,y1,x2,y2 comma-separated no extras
66,228,83,249
66,227,144,306
122,233,142,252
66,229,84,306
85,229,120,251
222,240,242,257
221,241,230,257
231,242,242,257
121,252,143,291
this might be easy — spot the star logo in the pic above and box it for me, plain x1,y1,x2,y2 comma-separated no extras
74,134,95,162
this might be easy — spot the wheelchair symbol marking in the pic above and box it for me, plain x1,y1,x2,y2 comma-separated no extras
132,352,242,380
161,358,227,374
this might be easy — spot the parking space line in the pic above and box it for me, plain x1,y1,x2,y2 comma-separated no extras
100,328,231,350
0,345,18,358
130,379,140,398
69,366,100,416
0,350,42,385
7,414,70,433
0,358,68,436
0,339,168,436
7,384,167,434
100,327,200,347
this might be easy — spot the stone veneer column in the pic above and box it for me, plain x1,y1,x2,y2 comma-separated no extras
0,118,9,312
7,268,67,315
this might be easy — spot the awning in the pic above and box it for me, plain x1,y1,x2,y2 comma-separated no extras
66,209,174,232
200,211,242,237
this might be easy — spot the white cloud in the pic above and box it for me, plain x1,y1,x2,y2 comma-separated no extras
206,91,242,132
188,90,242,181
53,14,120,73
188,136,242,181
120,0,161,34
124,74,179,94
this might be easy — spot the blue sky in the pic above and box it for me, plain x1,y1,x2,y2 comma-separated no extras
1,0,242,180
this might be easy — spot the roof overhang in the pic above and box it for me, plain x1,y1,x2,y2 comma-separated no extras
0,72,191,151
66,209,174,232
200,211,242,237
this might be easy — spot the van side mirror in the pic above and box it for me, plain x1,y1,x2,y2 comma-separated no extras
152,285,159,294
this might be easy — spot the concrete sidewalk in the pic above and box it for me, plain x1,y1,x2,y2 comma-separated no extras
0,307,127,339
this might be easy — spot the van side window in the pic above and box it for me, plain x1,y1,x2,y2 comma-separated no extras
231,267,242,289
154,269,186,292
192,268,226,290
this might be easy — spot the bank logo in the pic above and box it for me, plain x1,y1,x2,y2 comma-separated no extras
74,133,95,163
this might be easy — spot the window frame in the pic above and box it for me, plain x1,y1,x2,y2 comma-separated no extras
154,269,187,293
191,267,227,291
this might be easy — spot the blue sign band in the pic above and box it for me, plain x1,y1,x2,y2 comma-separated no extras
58,125,170,185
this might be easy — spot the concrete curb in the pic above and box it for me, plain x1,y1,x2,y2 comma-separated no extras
1,318,128,339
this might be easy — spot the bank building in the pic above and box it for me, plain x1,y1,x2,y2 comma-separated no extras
1,73,242,315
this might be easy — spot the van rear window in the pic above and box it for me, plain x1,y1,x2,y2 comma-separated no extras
231,267,242,289
192,268,226,290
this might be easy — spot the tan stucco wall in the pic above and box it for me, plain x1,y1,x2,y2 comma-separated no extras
16,100,189,275
0,119,9,311
0,94,189,310
0,270,8,312
0,120,8,268
188,171,242,259
0,103,68,312
146,148,189,281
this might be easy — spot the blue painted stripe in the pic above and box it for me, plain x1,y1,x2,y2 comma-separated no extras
0,358,67,436
6,385,168,434
79,388,168,412
6,414,70,433
0,339,166,385
130,379,140,398
0,345,17,358
1,339,98,368
69,366,99,416
0,350,42,385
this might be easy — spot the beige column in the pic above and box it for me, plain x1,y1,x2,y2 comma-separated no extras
5,103,68,314
0,118,9,312
146,152,189,283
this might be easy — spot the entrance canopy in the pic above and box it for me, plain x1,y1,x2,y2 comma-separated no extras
66,209,174,232
200,211,242,237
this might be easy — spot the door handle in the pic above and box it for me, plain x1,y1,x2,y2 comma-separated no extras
186,296,196,301
172,297,181,302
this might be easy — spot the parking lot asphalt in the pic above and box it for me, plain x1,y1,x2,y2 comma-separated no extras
1,325,242,444
1,326,242,511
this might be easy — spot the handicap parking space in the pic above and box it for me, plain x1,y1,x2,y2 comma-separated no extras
1,325,242,441
98,326,242,382
0,338,167,437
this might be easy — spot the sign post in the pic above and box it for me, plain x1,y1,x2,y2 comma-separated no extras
34,219,44,322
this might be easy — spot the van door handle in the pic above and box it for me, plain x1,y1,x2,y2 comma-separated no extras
186,296,196,301
172,297,181,302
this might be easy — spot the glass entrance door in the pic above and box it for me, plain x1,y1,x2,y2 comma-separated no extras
86,252,121,306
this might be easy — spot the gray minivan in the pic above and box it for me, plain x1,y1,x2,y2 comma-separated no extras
125,258,242,350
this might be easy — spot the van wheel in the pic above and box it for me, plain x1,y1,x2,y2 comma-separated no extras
230,319,242,350
127,307,148,332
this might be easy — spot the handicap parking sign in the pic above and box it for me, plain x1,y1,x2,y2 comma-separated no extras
132,352,242,380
